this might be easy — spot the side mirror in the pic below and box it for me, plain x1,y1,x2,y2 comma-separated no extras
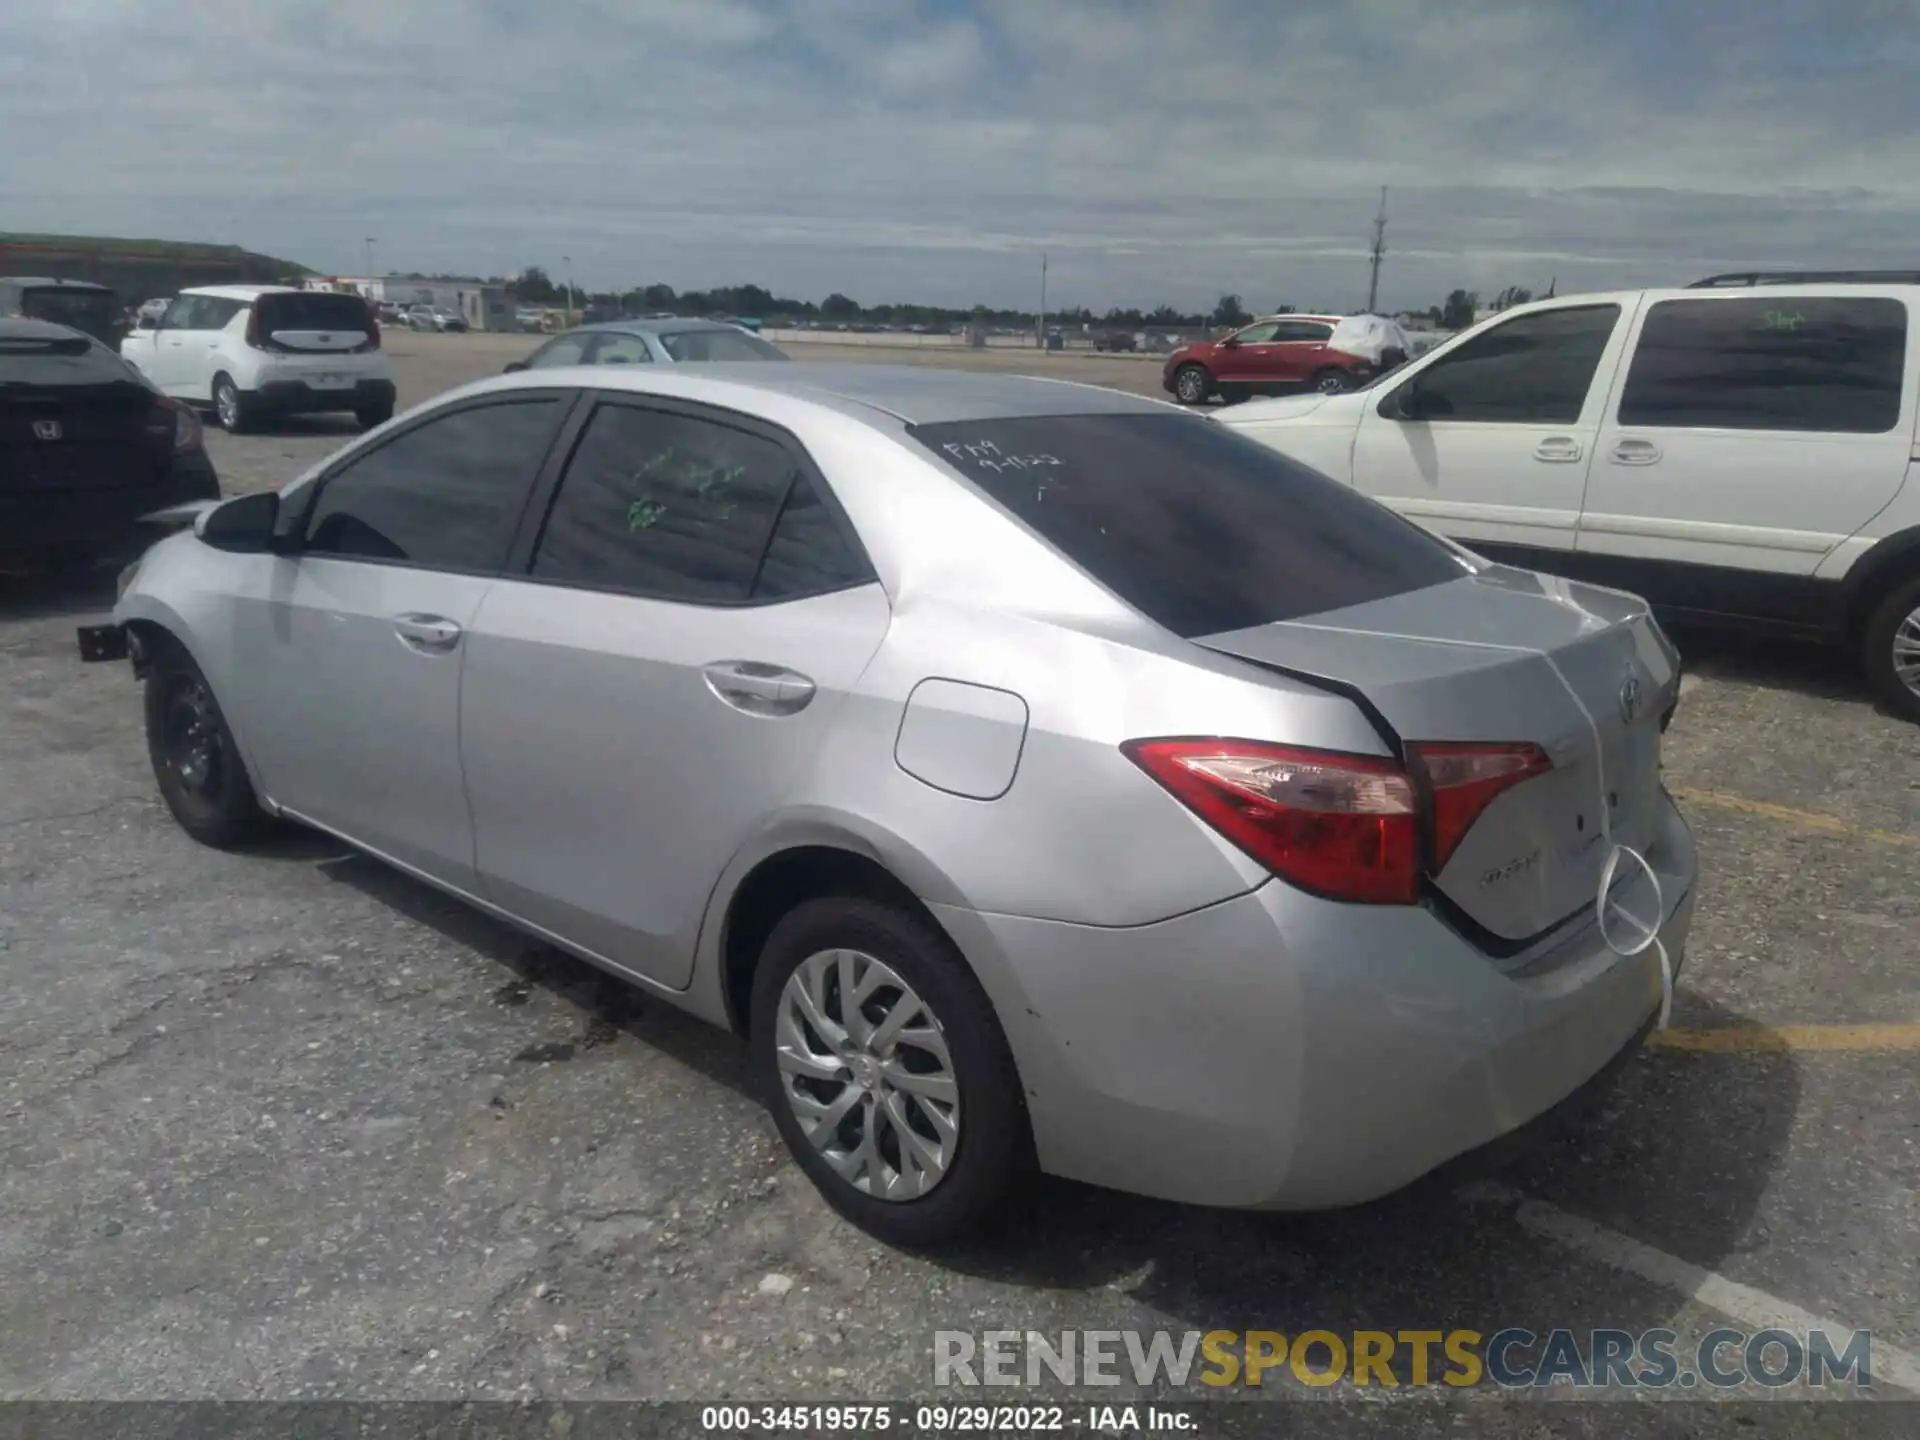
503,360,529,373
134,316,156,331
196,491,280,553
1382,384,1425,421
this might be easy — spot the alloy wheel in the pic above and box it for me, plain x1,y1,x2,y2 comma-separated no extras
163,674,224,799
1175,367,1207,403
1894,602,1920,701
216,382,238,430
774,948,960,1201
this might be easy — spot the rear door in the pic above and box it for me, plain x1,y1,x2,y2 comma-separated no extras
1349,301,1634,557
1577,292,1914,609
458,395,890,988
1265,318,1338,387
226,393,571,890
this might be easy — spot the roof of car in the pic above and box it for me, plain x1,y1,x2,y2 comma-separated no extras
0,277,113,292
0,316,94,341
494,361,1176,425
179,284,304,301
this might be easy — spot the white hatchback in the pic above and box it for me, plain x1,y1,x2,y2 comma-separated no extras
121,286,396,433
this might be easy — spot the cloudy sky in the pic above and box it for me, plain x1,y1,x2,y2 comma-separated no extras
4,0,1916,313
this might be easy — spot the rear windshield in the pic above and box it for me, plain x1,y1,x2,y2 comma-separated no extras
22,288,117,329
908,414,1462,636
658,328,787,362
256,292,372,331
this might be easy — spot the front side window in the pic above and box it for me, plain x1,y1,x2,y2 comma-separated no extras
161,296,208,330
909,413,1462,637
527,334,591,369
1397,304,1622,423
1618,296,1907,434
589,333,654,365
303,399,561,570
531,402,866,602
1228,322,1282,344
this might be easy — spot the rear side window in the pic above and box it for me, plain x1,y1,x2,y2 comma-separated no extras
1399,305,1621,423
1273,320,1334,342
531,402,868,603
1618,297,1908,434
304,399,560,571
908,414,1463,637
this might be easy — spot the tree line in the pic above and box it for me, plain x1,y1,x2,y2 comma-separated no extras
470,267,1550,332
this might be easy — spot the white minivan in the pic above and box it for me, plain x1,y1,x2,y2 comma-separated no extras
1218,277,1920,720
121,285,396,434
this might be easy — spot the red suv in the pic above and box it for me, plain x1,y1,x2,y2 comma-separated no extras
1162,314,1378,405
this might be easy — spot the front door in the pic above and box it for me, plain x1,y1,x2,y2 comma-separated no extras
1212,321,1284,386
1349,301,1634,556
225,393,571,891
459,395,890,988
1578,292,1916,603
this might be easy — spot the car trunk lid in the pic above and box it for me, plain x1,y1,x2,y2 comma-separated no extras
1196,567,1680,943
0,336,170,491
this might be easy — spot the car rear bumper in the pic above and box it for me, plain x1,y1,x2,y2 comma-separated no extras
932,790,1697,1211
0,453,220,562
250,378,395,415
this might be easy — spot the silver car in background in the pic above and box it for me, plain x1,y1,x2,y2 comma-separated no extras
503,317,788,373
93,364,1697,1244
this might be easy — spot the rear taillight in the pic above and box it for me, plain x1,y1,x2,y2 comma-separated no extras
156,395,203,454
1409,742,1551,874
1125,736,1554,905
1124,739,1420,904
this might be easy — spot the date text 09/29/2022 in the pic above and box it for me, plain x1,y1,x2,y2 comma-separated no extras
701,1405,1193,1433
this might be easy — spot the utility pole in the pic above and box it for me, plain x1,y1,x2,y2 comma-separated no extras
1365,186,1388,314
1038,252,1048,349
563,254,575,320
364,238,376,283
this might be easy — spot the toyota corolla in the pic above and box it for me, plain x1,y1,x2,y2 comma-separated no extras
82,363,1696,1244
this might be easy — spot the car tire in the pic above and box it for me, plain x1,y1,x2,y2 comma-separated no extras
144,640,265,848
1861,573,1920,723
1172,363,1213,405
1310,367,1354,394
212,373,253,433
750,896,1030,1247
356,402,395,431
1217,383,1250,405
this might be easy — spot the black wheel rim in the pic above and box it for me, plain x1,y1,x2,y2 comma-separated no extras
162,674,226,802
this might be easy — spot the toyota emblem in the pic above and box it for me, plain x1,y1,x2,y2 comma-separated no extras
1619,674,1646,724
32,419,62,440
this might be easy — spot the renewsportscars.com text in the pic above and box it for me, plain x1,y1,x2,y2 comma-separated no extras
933,1327,1880,1391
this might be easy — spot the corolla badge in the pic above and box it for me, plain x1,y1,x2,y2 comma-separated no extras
1619,674,1646,725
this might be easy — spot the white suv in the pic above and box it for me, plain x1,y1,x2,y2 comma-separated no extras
120,285,396,434
1218,276,1920,721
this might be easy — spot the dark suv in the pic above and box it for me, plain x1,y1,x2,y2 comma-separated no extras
0,277,125,345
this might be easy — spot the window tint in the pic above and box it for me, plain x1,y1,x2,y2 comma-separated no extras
256,292,371,332
304,399,559,570
590,333,654,365
657,328,787,362
1273,320,1334,342
909,414,1462,637
528,334,591,368
1618,297,1907,434
1230,322,1281,344
755,473,873,600
531,403,800,601
1400,305,1620,423
22,287,117,331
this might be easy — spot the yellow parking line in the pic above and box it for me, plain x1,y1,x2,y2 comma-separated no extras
1650,1024,1920,1053
1668,786,1920,849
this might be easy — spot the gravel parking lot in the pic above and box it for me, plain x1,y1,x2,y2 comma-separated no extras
2,334,1915,1426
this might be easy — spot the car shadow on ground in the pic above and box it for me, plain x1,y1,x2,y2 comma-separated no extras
312,845,757,1103
0,568,119,625
920,990,1797,1342
219,414,362,439
1668,624,1882,710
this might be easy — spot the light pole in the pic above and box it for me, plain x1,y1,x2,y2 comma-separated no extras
563,255,575,321
1038,252,1047,349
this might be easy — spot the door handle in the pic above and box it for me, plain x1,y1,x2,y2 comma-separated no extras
1610,438,1663,466
392,613,463,653
702,660,816,716
1532,437,1583,463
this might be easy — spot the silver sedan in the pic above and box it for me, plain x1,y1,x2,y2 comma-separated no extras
90,363,1698,1244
